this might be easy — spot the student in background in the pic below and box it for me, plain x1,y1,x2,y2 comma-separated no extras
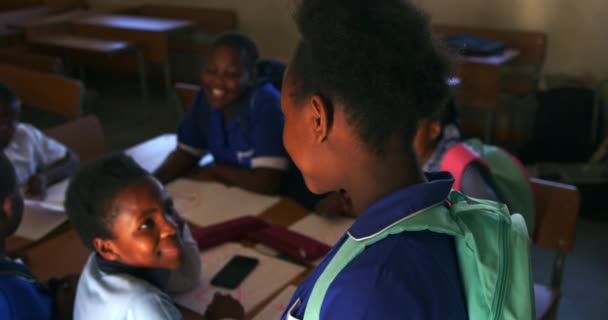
155,32,288,195
278,0,468,318
65,153,242,320
0,82,79,198
0,153,76,320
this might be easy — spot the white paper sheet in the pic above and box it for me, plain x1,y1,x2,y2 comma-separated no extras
44,178,69,207
15,200,67,240
165,179,280,227
172,243,305,316
252,285,297,320
124,133,176,173
289,214,355,246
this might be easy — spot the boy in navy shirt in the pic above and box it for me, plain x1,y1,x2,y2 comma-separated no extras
0,153,76,320
155,33,288,195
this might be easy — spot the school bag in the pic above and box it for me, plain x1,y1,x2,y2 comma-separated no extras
304,190,534,320
443,34,506,56
441,138,536,234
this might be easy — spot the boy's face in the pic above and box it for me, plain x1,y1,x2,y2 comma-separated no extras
200,46,253,109
97,177,184,270
0,103,18,149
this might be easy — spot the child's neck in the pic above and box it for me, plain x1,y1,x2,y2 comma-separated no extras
345,141,425,215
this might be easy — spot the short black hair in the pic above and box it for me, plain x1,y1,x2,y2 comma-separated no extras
0,153,17,201
289,0,450,156
65,153,149,250
211,32,259,72
0,82,20,110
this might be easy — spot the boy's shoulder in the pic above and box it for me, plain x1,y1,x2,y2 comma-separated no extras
12,122,44,141
75,254,179,320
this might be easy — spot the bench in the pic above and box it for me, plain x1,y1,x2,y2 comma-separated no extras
0,63,84,119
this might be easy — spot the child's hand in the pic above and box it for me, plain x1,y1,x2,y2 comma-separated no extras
25,174,47,199
204,293,245,320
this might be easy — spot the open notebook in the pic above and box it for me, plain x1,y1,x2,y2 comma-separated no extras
165,179,280,227
172,243,305,316
14,200,67,240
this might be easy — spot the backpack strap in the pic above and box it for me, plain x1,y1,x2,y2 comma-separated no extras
304,201,464,320
440,143,488,191
304,191,519,320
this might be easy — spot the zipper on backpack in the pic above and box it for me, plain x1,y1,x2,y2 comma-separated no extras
492,214,509,320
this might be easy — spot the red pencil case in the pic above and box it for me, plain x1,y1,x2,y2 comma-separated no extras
191,216,269,250
247,225,331,263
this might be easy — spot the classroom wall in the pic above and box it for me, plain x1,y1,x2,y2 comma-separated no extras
90,0,608,79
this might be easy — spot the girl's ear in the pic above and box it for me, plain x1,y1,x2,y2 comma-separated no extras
93,238,120,262
429,120,442,141
1,196,11,219
308,95,332,143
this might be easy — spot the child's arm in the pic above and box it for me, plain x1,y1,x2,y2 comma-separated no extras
154,148,202,184
25,150,79,198
204,164,284,195
166,222,202,293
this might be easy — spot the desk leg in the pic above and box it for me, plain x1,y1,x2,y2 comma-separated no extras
135,50,149,103
162,63,172,100
484,110,494,143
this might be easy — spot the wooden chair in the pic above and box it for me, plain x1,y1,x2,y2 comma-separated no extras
0,63,84,119
44,114,106,163
530,177,581,319
174,82,199,113
0,47,64,74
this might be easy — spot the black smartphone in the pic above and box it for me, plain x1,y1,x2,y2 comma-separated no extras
210,255,259,289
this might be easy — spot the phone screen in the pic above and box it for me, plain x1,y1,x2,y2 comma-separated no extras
210,255,259,289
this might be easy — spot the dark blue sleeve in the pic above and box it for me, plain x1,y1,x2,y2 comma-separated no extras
319,267,427,319
249,85,289,170
177,89,208,155
319,233,467,320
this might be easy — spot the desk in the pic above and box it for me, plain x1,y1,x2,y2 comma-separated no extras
452,49,520,142
71,14,195,98
27,33,149,101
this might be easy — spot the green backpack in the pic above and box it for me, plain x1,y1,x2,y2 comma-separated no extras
304,191,534,320
442,138,536,235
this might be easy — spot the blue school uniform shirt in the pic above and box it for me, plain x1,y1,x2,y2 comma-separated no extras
0,259,53,320
177,82,289,171
282,172,468,320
